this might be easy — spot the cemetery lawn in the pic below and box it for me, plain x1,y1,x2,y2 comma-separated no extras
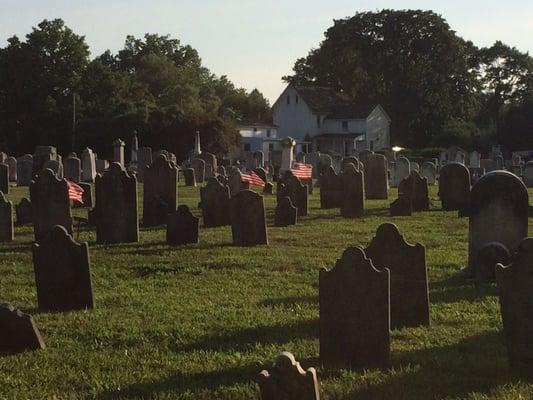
2,183,533,400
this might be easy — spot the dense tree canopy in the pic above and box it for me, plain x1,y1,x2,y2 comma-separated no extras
0,19,271,159
285,9,533,150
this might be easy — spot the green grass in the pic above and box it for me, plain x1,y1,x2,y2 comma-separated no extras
1,182,533,399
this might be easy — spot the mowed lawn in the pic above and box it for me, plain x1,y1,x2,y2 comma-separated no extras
1,182,533,400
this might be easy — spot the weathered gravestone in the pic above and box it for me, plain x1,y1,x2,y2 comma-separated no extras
230,190,268,246
0,152,5,163
319,166,342,209
228,168,249,197
341,157,359,172
16,197,32,224
365,223,429,328
523,161,533,188
191,158,206,183
43,159,63,179
32,146,57,175
340,163,364,218
30,168,72,241
390,194,412,216
6,156,17,182
0,304,45,356
32,225,94,311
496,238,533,377
398,170,429,212
438,162,471,211
469,151,481,168
392,156,410,187
81,148,97,182
113,138,125,166
0,163,8,194
317,154,333,177
200,177,231,227
197,152,217,179
143,155,178,227
362,153,388,199
257,351,320,400
278,173,308,217
319,246,390,369
64,156,81,183
95,162,139,244
467,171,529,273
420,162,437,185
475,242,511,284
167,205,199,245
183,168,196,187
136,147,153,183
0,191,13,242
17,157,33,186
275,196,297,227
95,159,108,175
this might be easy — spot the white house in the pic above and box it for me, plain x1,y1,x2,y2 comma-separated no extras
272,84,391,155
235,122,282,157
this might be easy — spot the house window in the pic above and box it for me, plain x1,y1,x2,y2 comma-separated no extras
316,115,320,127
268,143,274,151
342,121,348,132
296,95,299,104
244,143,251,151
266,129,271,138
287,95,290,105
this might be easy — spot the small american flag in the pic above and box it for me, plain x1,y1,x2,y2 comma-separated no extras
67,181,84,204
241,171,265,188
290,162,313,180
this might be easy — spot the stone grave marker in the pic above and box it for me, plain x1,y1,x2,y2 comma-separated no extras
278,173,308,217
95,159,108,175
319,246,390,369
191,158,206,183
230,190,268,246
420,162,436,185
167,205,199,245
392,156,410,187
32,225,94,311
275,196,297,227
197,152,217,179
0,163,8,194
32,146,57,175
365,223,429,328
470,151,481,168
43,159,63,179
438,162,471,211
363,153,388,199
257,351,320,400
113,138,125,165
523,161,533,187
183,168,196,186
143,155,178,227
95,162,138,244
217,165,227,177
6,156,16,182
340,163,364,218
398,170,429,212
200,177,231,227
229,167,249,197
17,157,33,186
390,194,412,216
64,156,81,183
319,166,342,209
0,304,45,356
16,198,32,224
73,183,93,209
475,242,511,284
0,191,13,242
30,168,72,241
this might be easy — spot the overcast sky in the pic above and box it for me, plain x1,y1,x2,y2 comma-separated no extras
1,0,532,104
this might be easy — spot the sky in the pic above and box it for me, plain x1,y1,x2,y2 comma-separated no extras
1,0,532,104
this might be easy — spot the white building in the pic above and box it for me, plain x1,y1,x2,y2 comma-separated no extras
236,122,282,156
272,84,391,155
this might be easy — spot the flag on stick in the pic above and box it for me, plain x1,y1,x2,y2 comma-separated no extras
241,171,266,188
290,162,313,180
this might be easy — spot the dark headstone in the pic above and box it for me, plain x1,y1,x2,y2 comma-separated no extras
257,352,320,400
32,225,94,311
197,152,217,179
95,162,139,244
0,304,45,356
230,190,268,246
278,173,308,217
200,177,231,227
476,242,511,284
438,162,471,211
319,246,390,369
496,238,533,377
0,163,8,194
275,196,297,227
390,194,412,216
166,205,199,245
0,191,14,242
32,146,57,175
398,171,429,211
362,153,388,199
16,198,32,224
191,158,206,183
143,155,178,227
365,223,429,329
319,166,342,209
183,168,196,187
63,156,81,183
73,183,93,209
340,163,364,218
30,168,72,241
6,157,17,182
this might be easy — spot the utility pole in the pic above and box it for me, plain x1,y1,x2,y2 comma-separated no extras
71,92,76,151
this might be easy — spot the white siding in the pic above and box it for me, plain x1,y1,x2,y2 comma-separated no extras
321,118,366,134
365,106,390,151
239,127,277,139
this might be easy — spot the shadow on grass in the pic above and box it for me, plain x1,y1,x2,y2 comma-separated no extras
258,295,317,307
429,275,498,304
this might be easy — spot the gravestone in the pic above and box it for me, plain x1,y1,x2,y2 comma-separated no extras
30,168,72,241
523,161,533,187
340,163,364,218
275,196,297,227
398,171,429,212
228,168,249,197
341,156,359,172
16,198,32,224
317,154,333,177
390,194,412,216
496,238,533,377
495,154,504,170
476,242,510,284
392,156,410,187
167,205,199,245
280,137,296,173
257,352,320,400
64,156,81,183
32,146,57,175
363,153,388,199
82,148,96,182
420,162,436,185
278,173,308,217
319,166,342,209
95,159,108,175
200,177,231,227
113,138,125,166
230,190,268,246
253,151,264,169
0,163,8,194
468,171,529,272
191,158,206,183
6,156,16,182
365,223,429,328
32,225,94,311
320,246,390,369
411,162,420,172
73,182,93,208
43,159,63,179
0,152,5,163
438,162,471,211
95,162,139,244
143,155,178,227
0,191,14,242
253,167,268,185
469,167,485,184
0,304,45,356
197,152,217,179
17,158,33,186
217,165,227,177
183,168,196,186
136,147,153,183
470,151,481,168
